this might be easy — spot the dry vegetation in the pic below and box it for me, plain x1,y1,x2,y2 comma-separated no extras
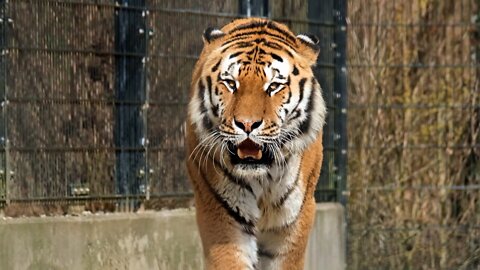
347,0,480,269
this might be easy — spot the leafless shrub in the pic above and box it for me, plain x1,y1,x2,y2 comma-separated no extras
347,0,480,268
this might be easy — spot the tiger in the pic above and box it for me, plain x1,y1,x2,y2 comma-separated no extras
186,18,326,270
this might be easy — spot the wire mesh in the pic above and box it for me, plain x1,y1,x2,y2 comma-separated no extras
0,0,345,214
347,0,480,268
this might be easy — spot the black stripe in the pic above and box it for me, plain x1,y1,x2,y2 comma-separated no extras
261,156,309,233
274,169,300,208
229,21,297,44
229,51,243,59
292,65,299,76
226,62,236,73
262,123,278,132
206,76,213,96
261,198,304,233
270,53,283,62
206,76,217,121
261,34,297,51
203,116,213,130
255,66,262,76
220,34,254,49
263,41,294,58
211,59,221,72
299,78,316,133
266,21,297,43
261,217,295,233
212,158,255,196
260,66,266,78
246,47,256,56
220,41,245,53
198,80,207,114
285,79,304,122
229,21,269,34
288,110,301,122
198,80,212,130
212,104,219,117
236,42,255,49
194,159,256,236
298,78,306,102
263,40,281,49
220,37,295,59
258,248,277,259
221,30,296,52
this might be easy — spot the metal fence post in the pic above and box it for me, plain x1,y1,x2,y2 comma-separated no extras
239,0,269,17
333,0,348,206
114,1,147,204
333,1,348,265
0,0,6,206
142,6,151,201
307,0,339,203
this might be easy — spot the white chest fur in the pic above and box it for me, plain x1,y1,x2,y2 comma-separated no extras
258,155,304,230
215,154,304,230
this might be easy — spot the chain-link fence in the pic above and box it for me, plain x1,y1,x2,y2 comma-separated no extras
347,0,480,269
0,0,346,215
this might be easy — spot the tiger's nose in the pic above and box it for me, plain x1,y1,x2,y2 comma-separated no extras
234,118,263,134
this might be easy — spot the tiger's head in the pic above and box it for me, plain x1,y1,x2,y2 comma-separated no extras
188,18,326,178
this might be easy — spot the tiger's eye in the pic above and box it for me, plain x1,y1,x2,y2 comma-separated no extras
269,83,279,90
268,82,282,94
223,79,236,91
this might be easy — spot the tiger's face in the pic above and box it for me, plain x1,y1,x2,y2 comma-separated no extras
189,19,326,178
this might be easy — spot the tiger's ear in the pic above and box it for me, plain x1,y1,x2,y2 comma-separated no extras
297,34,319,44
296,34,320,63
203,27,225,43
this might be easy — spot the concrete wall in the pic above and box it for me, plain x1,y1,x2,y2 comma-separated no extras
0,203,345,270
305,203,346,270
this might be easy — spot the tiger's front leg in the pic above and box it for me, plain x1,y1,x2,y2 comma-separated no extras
196,201,258,270
257,196,316,270
187,159,260,270
256,137,323,270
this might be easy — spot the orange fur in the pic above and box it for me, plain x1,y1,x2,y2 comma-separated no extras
186,18,326,270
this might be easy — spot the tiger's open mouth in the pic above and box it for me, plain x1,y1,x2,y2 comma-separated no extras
227,139,274,166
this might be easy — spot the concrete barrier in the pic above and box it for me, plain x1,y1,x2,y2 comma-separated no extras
0,203,345,270
305,203,346,270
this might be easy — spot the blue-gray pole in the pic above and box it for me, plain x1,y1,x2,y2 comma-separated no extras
114,0,146,200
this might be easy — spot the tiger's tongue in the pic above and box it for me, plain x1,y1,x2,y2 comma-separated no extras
237,139,262,160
